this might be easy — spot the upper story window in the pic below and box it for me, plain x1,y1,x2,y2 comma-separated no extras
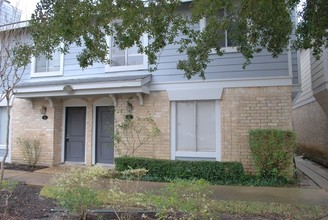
111,37,144,67
31,51,64,77
105,33,148,72
200,9,238,53
216,9,237,49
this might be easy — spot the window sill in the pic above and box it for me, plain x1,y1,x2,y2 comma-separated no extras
31,71,63,78
175,151,216,158
210,47,238,54
105,64,148,73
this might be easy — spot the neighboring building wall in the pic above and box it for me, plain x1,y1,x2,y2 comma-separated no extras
293,101,328,167
0,0,21,25
221,86,293,172
292,49,328,167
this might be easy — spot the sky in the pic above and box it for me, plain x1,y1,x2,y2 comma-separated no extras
10,0,39,20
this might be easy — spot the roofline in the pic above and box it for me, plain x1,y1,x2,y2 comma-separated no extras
0,20,29,31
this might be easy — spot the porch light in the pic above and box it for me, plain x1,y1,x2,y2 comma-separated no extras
40,105,48,120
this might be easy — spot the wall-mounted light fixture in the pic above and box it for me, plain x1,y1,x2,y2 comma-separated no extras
125,98,134,120
40,105,48,120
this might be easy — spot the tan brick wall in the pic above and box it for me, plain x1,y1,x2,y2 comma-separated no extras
11,92,170,166
11,98,56,166
11,87,291,170
292,100,328,166
85,99,94,165
53,99,63,165
221,86,293,172
115,91,170,160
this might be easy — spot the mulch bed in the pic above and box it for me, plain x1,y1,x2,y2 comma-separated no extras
3,163,49,172
0,184,58,219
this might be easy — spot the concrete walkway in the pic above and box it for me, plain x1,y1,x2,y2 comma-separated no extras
296,156,328,190
3,163,328,206
4,169,53,186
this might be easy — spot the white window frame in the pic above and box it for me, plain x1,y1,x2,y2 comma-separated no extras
0,107,6,151
0,105,11,162
170,100,221,161
30,49,64,78
199,9,238,54
105,33,148,73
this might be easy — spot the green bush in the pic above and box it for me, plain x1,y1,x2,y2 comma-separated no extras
50,166,108,220
115,157,244,184
249,128,296,178
17,137,42,167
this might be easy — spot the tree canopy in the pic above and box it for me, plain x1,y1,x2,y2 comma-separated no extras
29,0,328,79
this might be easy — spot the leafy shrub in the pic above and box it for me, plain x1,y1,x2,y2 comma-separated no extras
115,157,244,184
114,101,161,157
249,129,296,178
50,166,108,220
120,168,148,180
17,137,41,167
239,175,291,186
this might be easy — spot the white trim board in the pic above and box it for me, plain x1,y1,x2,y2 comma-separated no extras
15,76,151,98
151,76,292,91
167,88,223,101
15,86,150,98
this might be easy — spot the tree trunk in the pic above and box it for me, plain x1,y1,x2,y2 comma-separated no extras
0,95,11,183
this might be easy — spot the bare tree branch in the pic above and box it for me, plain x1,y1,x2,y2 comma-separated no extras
0,21,31,182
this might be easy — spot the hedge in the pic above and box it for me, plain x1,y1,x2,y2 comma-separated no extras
115,157,244,183
249,128,296,178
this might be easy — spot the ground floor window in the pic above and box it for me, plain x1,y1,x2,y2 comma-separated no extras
0,107,8,157
171,100,220,160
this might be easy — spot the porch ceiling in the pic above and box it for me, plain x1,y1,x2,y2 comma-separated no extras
14,74,151,98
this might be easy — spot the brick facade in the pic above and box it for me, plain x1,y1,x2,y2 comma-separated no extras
10,87,292,172
221,86,293,172
114,92,170,160
292,100,328,167
11,91,170,166
11,98,56,165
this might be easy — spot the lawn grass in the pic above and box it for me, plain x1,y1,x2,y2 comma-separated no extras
210,200,328,220
40,184,328,220
0,180,18,191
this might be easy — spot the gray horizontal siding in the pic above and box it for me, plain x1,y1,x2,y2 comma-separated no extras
19,40,291,86
11,2,294,90
16,2,291,87
152,50,289,84
293,50,314,108
311,53,326,93
64,44,104,75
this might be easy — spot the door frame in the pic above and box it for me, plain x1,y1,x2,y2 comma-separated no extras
92,97,115,165
62,98,88,164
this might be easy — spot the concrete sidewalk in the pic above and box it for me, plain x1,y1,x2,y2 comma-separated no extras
3,167,328,206
296,156,328,190
4,169,53,186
